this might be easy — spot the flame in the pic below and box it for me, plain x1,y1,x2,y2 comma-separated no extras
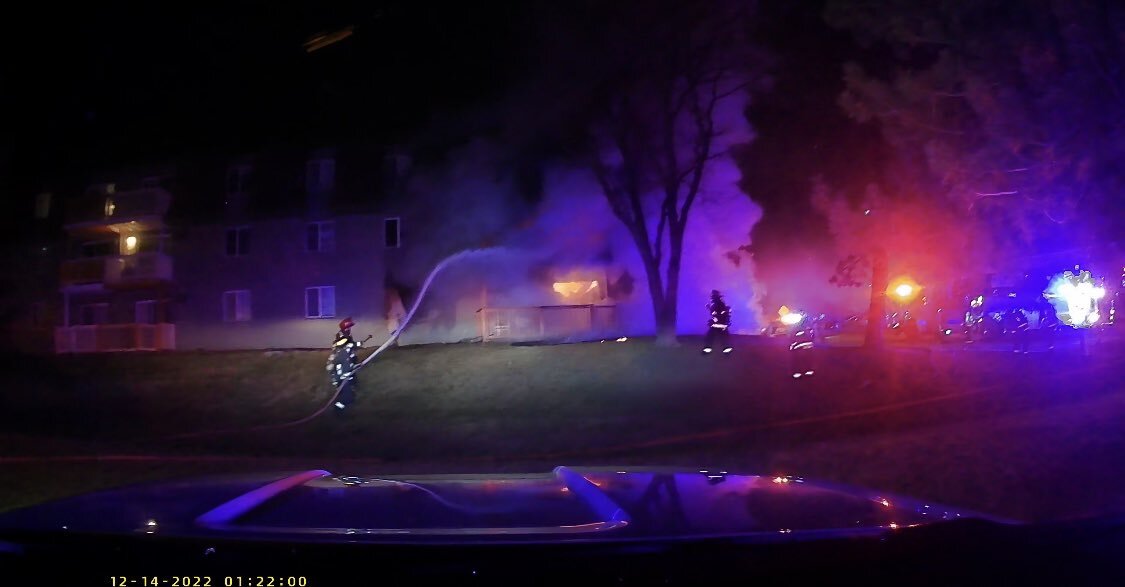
553,280,599,297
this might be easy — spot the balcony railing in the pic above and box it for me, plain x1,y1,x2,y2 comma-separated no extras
104,252,173,287
54,323,176,353
65,188,172,227
60,258,107,287
478,305,618,343
60,253,173,288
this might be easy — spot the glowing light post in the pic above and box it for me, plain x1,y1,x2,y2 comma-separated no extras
767,305,804,337
779,309,804,327
887,278,920,337
781,307,815,378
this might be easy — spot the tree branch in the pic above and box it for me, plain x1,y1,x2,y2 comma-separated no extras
591,156,632,225
654,198,670,269
713,77,755,101
1084,47,1125,106
677,71,721,229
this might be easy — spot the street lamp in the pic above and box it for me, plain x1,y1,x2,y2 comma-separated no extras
887,278,921,337
888,277,920,300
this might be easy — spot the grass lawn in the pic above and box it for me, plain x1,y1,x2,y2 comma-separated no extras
1,335,1122,521
767,386,1125,522
0,339,984,454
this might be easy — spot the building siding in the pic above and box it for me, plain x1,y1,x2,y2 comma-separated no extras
175,215,387,350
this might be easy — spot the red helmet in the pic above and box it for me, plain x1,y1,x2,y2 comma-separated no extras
339,317,356,331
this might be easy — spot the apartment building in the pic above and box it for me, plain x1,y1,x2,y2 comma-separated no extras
174,214,388,350
55,180,177,352
53,146,401,352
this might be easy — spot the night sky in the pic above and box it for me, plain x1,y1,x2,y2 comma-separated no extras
6,1,532,192
4,0,874,262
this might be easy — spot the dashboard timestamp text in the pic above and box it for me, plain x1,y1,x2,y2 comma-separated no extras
110,577,308,587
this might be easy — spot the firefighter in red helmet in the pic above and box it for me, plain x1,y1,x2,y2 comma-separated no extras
327,317,362,410
703,290,733,355
789,314,816,379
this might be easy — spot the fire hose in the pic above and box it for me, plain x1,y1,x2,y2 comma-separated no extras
163,248,489,440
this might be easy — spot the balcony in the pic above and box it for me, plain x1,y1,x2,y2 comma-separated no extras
60,258,108,287
54,323,176,353
65,188,172,231
60,253,173,289
104,253,173,288
478,305,618,343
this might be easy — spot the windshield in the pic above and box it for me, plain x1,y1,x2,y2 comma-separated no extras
2,0,1123,539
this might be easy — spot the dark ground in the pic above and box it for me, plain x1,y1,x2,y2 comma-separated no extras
0,330,1121,521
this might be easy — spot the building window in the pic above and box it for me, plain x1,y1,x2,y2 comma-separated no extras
104,197,116,217
384,217,401,248
222,290,251,322
79,303,109,325
306,158,335,194
306,221,336,252
135,300,156,324
553,280,601,298
305,286,336,318
226,165,250,195
225,226,250,256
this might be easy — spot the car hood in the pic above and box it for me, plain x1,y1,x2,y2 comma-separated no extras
0,467,1010,544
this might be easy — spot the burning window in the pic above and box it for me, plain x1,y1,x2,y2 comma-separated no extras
552,281,599,298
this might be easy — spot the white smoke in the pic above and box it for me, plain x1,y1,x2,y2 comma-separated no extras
390,93,767,342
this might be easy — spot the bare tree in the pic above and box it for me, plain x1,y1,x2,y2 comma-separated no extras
566,0,767,344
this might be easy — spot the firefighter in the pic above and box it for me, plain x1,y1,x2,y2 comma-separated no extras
703,289,733,355
1040,302,1060,351
327,317,362,410
1005,308,1030,354
789,316,815,378
901,310,920,341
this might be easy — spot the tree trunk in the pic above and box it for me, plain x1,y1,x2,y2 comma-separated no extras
865,246,888,348
637,246,679,347
654,302,678,346
655,227,686,347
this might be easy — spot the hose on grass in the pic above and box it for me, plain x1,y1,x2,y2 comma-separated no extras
163,248,490,440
